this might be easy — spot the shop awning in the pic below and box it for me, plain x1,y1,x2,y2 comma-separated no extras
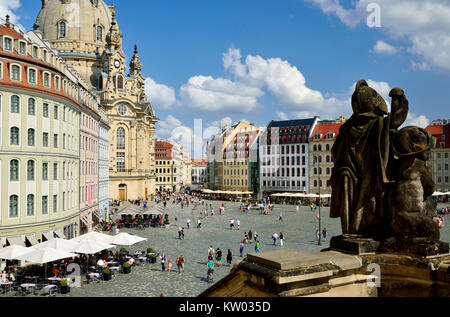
53,229,66,239
41,231,54,242
6,236,25,247
25,234,39,246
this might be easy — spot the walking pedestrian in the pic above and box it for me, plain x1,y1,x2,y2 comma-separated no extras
322,228,327,241
216,248,222,267
254,231,258,243
248,229,253,243
315,229,320,241
176,256,181,273
239,241,244,257
272,232,279,245
167,260,172,272
280,232,284,246
226,249,232,266
181,227,185,239
236,219,240,230
230,219,234,230
197,219,201,228
160,253,167,271
187,218,191,229
279,212,283,222
178,226,182,239
255,240,260,253
180,255,185,273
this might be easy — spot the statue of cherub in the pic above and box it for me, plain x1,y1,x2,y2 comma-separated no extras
388,126,439,243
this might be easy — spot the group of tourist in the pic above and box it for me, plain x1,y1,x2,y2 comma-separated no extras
159,252,186,273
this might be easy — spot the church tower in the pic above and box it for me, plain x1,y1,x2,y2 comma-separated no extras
35,0,158,200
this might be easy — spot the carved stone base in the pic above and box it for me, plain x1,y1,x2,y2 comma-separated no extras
324,234,450,257
324,234,381,255
378,238,449,257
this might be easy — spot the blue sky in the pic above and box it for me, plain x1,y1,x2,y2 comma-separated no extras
7,0,450,156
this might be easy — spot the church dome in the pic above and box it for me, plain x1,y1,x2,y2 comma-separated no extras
35,0,115,56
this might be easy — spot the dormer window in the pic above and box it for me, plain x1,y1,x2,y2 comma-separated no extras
4,37,12,51
10,64,21,81
19,41,26,55
32,45,38,58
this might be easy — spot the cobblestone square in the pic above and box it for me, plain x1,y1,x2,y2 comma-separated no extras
62,201,450,297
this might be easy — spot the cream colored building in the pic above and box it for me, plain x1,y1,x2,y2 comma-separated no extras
0,19,90,245
222,122,261,192
35,0,158,201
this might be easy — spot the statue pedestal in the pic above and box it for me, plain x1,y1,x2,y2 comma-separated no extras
325,234,381,255
325,234,449,257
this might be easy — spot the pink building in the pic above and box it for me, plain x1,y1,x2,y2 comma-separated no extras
79,107,100,234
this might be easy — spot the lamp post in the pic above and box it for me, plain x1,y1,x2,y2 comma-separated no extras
314,156,322,246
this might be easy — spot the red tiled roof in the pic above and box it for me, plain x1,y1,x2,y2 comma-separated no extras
192,158,206,165
425,124,450,148
309,123,343,141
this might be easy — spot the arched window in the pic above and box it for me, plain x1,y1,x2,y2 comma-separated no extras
11,95,20,113
96,26,103,41
27,194,35,216
116,75,124,89
117,127,125,149
28,128,35,146
27,160,35,180
59,21,66,38
28,98,36,115
10,127,19,145
9,195,18,218
10,159,19,181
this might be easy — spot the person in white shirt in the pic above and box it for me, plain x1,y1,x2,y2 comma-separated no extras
272,232,279,245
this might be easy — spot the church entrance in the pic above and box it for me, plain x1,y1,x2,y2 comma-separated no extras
119,184,127,201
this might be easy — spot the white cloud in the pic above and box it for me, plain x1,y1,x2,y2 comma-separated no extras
0,0,21,23
145,77,177,110
156,114,182,137
277,111,289,120
179,75,263,113
403,112,430,129
223,48,349,119
308,0,450,71
209,116,233,129
373,40,398,55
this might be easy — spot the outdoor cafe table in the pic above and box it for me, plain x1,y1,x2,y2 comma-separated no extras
20,283,36,295
47,277,61,284
1,282,13,293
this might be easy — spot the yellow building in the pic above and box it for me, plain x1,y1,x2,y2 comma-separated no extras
222,122,261,192
35,0,158,201
308,122,343,195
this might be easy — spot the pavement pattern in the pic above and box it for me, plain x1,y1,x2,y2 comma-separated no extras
3,201,449,297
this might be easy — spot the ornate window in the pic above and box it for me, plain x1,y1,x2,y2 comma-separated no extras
117,127,125,149
117,104,127,116
4,37,12,51
117,152,125,172
96,26,103,41
116,75,124,89
59,21,66,38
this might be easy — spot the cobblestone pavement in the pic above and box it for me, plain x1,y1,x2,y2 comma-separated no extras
4,201,449,297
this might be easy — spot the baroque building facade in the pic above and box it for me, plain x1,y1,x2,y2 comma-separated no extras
35,0,158,202
0,17,98,244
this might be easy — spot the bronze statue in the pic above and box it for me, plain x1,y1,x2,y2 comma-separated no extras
329,79,448,256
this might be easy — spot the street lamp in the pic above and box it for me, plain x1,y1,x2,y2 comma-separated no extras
313,156,322,246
